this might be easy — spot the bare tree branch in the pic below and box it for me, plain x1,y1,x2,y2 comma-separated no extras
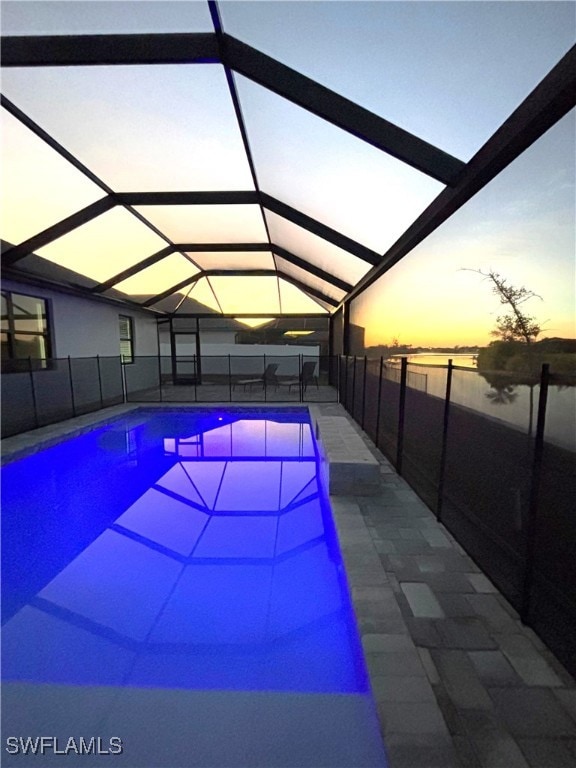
463,268,543,347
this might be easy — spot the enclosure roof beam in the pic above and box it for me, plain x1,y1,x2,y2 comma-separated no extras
91,246,176,294
176,243,271,252
261,194,382,266
342,43,576,306
0,33,220,67
2,197,115,266
220,35,464,186
1,97,182,262
115,190,382,267
2,264,163,315
194,269,338,307
142,268,337,308
115,191,260,206
1,31,464,185
92,243,274,293
271,245,352,293
172,313,328,318
275,272,338,307
94,241,350,296
208,0,277,261
1,95,115,195
141,273,204,308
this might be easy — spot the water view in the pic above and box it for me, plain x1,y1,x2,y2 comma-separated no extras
389,353,477,368
387,354,575,451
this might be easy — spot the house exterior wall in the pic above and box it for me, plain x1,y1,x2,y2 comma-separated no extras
2,279,159,358
2,281,160,413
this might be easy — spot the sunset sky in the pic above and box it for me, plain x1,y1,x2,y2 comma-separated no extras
351,109,576,348
1,1,574,346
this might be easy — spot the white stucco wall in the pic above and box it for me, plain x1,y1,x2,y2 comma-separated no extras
201,330,236,344
3,280,159,358
200,344,320,377
200,343,319,358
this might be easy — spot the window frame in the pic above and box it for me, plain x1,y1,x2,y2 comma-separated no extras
1,290,53,372
119,314,135,364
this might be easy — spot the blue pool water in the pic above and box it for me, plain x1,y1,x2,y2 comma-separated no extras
2,409,387,767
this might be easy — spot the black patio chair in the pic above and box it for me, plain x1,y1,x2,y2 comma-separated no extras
234,363,279,391
277,360,319,392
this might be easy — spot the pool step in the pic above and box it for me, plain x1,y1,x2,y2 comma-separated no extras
311,412,381,496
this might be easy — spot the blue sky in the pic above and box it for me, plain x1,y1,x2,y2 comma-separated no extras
220,1,575,159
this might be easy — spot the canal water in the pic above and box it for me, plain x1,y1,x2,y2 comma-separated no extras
388,354,575,451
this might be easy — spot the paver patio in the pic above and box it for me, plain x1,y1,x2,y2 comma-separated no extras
316,402,576,768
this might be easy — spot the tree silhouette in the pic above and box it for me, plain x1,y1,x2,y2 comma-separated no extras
467,269,543,355
466,269,545,435
485,384,518,406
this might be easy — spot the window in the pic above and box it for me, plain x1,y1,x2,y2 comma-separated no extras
119,315,134,363
1,291,52,371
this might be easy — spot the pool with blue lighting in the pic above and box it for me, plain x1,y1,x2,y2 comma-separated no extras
2,408,387,767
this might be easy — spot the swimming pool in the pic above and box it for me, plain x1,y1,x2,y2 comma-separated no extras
2,408,387,766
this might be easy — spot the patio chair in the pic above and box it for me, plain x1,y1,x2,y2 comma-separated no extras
277,360,319,392
234,363,279,391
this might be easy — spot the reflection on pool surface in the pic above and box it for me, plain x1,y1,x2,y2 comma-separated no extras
2,409,387,767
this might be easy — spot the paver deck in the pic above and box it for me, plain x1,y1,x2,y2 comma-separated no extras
315,403,576,768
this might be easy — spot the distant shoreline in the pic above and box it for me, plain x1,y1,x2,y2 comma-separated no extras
388,353,477,368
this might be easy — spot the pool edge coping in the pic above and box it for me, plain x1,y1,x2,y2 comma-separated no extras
311,404,456,764
0,403,310,466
